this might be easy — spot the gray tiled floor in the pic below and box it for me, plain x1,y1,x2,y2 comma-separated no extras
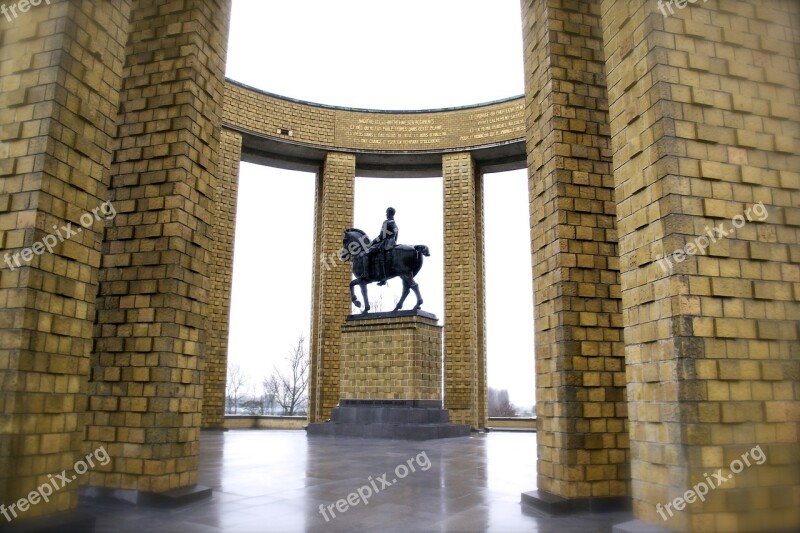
85,430,633,532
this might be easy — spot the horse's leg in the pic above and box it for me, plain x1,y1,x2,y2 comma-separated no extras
359,281,370,314
410,277,423,310
394,276,411,311
350,279,361,308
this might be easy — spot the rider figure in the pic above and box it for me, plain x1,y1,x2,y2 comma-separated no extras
368,207,398,286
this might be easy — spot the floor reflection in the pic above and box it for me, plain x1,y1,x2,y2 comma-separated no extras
85,430,632,532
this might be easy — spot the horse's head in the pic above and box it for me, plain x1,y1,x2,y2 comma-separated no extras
341,228,370,262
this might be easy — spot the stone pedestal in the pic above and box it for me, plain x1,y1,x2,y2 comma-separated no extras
307,310,470,440
340,310,442,400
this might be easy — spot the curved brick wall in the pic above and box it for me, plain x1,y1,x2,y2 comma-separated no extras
223,79,525,153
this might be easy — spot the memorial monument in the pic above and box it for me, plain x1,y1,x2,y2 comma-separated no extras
344,207,429,314
307,209,470,440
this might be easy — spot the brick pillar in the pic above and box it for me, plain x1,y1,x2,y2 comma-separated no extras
87,0,232,494
601,1,800,530
442,152,486,429
309,153,355,422
202,128,242,429
521,0,628,508
308,170,323,421
475,166,488,426
0,0,130,522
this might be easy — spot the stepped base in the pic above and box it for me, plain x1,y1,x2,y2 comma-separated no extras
307,399,471,440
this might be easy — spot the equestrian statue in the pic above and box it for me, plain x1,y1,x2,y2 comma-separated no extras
341,207,429,314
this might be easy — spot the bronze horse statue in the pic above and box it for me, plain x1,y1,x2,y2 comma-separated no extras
341,228,429,313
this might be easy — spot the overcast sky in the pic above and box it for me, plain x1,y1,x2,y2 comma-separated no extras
225,0,535,410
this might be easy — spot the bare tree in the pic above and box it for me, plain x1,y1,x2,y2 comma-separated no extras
488,387,518,417
364,293,399,313
262,391,277,414
225,364,247,414
264,335,309,415
240,385,265,415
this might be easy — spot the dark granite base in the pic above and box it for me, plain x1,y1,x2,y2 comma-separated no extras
307,422,470,440
522,490,631,515
307,399,470,440
80,484,211,507
339,399,443,408
346,309,438,321
0,510,95,533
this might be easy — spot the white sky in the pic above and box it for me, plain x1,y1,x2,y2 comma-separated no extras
225,0,535,410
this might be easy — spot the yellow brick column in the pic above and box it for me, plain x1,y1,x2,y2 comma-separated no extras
202,129,242,429
520,0,628,510
309,153,355,422
86,0,232,495
0,1,130,523
475,165,488,426
442,152,486,429
601,1,800,530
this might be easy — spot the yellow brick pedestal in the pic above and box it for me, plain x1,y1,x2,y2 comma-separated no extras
307,310,470,439
340,311,442,401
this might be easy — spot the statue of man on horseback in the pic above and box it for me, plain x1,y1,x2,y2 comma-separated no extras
342,207,429,314
367,207,398,286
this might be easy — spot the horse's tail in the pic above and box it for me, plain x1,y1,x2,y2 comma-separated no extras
413,245,429,277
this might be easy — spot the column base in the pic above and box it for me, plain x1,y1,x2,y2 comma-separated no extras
306,399,471,440
80,484,211,507
0,510,95,533
521,490,631,515
200,426,229,432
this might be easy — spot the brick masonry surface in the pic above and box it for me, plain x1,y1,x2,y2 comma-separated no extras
308,153,355,422
0,0,131,518
202,129,242,428
600,0,799,530
522,0,629,502
86,0,231,494
442,153,487,428
223,81,525,153
340,314,442,401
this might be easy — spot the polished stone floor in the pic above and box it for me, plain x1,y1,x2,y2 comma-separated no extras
85,430,633,532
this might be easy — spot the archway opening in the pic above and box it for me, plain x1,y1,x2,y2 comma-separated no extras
483,169,535,418
226,163,316,416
